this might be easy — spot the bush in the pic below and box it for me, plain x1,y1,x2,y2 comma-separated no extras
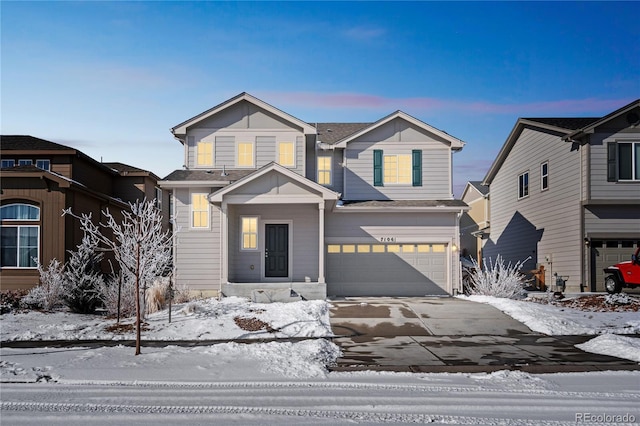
0,289,29,314
468,256,529,299
22,259,66,310
64,236,104,314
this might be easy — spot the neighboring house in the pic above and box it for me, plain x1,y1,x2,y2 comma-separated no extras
160,92,468,299
459,181,490,264
482,99,640,293
0,135,164,290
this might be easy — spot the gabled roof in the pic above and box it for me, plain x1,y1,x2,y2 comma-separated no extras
171,92,317,139
461,181,489,200
209,162,339,203
103,162,160,181
524,118,599,130
332,110,465,150
482,117,592,186
563,99,640,141
315,123,371,145
159,169,256,188
1,135,78,154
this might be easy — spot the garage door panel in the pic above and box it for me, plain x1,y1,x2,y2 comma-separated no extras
327,244,449,297
591,240,639,292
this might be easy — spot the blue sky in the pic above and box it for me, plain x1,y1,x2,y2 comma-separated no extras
2,1,638,196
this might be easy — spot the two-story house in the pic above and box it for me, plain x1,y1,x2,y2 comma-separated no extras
482,99,640,293
459,181,490,265
160,93,468,299
0,135,165,290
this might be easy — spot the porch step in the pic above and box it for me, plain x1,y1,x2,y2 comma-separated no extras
251,288,302,303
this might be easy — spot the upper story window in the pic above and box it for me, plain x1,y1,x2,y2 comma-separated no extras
1,159,15,168
18,159,33,166
373,150,422,187
196,141,213,167
191,193,209,228
518,171,529,199
317,156,332,185
154,187,163,210
1,203,41,268
237,142,255,167
241,217,258,250
278,142,295,167
541,161,549,191
609,141,640,181
36,159,51,171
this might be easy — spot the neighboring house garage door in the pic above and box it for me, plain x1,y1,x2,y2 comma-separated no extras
591,240,639,291
326,243,449,297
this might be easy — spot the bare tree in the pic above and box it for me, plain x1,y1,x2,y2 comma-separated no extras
64,200,172,355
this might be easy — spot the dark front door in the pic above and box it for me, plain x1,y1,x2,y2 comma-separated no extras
265,224,288,277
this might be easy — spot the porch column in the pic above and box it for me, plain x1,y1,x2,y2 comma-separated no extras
220,201,228,285
318,202,325,284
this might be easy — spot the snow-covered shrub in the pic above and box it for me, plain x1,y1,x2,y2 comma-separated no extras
468,256,530,299
172,283,193,304
22,259,66,310
146,278,168,314
64,235,104,314
99,273,137,317
605,293,631,306
0,289,29,314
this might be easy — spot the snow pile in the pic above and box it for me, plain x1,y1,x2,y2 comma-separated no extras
462,295,640,335
0,297,333,342
576,335,640,363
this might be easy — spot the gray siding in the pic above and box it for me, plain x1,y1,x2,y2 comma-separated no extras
584,205,640,235
172,188,221,292
485,127,583,291
228,204,319,282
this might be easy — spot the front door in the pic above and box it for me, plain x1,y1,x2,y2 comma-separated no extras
265,224,288,277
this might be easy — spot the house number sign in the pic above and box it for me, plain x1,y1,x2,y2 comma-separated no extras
379,237,397,242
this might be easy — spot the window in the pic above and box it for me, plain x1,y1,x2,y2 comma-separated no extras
317,156,332,185
154,187,162,210
373,150,422,186
618,142,639,181
278,142,295,167
327,244,340,253
342,244,356,253
1,203,40,268
36,159,50,171
18,159,33,166
241,217,258,250
196,141,213,167
1,159,15,168
518,171,529,199
237,142,254,167
357,244,370,253
191,193,209,228
541,162,549,191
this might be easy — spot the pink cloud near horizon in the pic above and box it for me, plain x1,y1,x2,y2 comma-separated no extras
258,91,636,116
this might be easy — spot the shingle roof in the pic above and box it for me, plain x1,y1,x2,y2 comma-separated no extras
314,123,371,145
103,162,160,181
468,181,489,196
523,118,599,130
0,135,76,151
340,199,468,208
162,169,256,182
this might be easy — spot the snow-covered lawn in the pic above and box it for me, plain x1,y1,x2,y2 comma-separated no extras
2,294,639,424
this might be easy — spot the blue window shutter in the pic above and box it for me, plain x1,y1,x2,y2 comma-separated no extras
373,150,383,186
412,150,422,186
607,142,617,182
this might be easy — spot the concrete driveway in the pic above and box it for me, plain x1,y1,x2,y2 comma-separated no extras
329,297,640,373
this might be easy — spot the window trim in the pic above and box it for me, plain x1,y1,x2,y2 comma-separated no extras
383,154,412,185
518,171,529,200
317,155,332,186
618,141,640,181
35,159,50,171
18,159,33,166
190,192,210,229
540,161,549,191
237,141,255,168
277,141,296,168
1,159,15,168
1,203,40,221
240,216,259,251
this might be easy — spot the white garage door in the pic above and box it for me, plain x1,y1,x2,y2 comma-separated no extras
326,243,449,297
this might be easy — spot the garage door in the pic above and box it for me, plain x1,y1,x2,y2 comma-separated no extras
591,240,639,291
326,243,449,297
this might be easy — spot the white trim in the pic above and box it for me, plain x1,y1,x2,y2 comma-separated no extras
236,141,255,168
261,219,293,281
0,225,40,269
540,161,549,191
518,171,530,200
277,141,296,168
195,140,214,168
240,215,260,251
190,191,211,229
316,155,332,186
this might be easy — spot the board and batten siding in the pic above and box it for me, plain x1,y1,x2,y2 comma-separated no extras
228,204,319,282
172,188,221,292
485,127,584,291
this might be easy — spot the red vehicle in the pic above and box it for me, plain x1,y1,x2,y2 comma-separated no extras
603,247,640,294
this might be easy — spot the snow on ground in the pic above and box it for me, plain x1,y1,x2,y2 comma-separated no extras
461,294,640,362
2,295,640,424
